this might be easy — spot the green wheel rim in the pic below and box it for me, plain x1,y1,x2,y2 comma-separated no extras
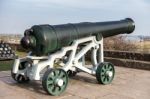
11,68,29,83
42,69,68,96
96,62,115,85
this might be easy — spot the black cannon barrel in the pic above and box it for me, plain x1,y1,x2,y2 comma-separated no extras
21,18,135,56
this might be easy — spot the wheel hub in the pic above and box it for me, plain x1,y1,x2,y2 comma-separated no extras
96,62,115,84
106,71,113,77
42,69,68,96
56,79,64,86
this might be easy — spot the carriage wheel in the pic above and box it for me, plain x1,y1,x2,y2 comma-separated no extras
11,67,29,83
42,68,68,96
96,62,115,84
11,69,29,83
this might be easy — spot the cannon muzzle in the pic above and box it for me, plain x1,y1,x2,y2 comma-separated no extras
21,18,135,56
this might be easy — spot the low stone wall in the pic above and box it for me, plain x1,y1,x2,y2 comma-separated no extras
104,50,150,70
105,57,150,70
104,50,150,62
86,50,150,70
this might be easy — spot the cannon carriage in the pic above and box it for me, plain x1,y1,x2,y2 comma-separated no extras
11,18,135,96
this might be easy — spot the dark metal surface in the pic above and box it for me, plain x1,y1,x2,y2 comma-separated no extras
21,18,135,56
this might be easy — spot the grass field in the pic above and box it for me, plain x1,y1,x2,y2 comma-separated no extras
0,51,27,71
0,60,14,71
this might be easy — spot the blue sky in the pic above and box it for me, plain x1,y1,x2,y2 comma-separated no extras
0,0,150,36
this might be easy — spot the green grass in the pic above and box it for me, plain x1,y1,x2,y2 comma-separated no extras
15,51,27,57
0,60,14,71
0,51,27,71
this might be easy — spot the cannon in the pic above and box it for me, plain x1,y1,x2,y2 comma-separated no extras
12,18,135,96
21,18,134,56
